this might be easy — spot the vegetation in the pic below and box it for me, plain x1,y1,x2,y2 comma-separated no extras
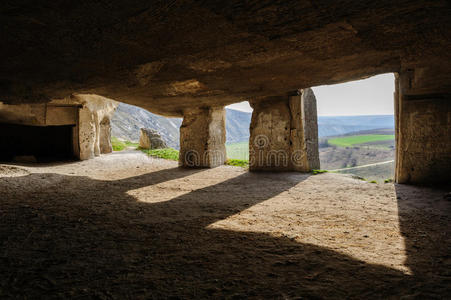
112,137,127,151
328,134,394,148
225,159,249,168
140,148,179,161
112,137,139,151
125,141,139,148
312,169,328,175
138,148,249,167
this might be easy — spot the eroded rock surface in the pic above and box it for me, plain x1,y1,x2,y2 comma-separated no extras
139,128,167,150
249,89,320,172
179,107,226,168
395,71,451,184
76,95,118,160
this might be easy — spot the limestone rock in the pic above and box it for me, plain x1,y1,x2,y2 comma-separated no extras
139,128,167,149
75,95,118,160
179,107,226,168
249,89,320,172
394,71,451,184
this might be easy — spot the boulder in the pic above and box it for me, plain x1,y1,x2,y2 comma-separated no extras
139,128,167,149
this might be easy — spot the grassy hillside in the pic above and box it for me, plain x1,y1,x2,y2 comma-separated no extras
328,134,395,148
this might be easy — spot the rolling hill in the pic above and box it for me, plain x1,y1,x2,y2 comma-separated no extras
317,115,394,137
111,103,251,149
111,103,394,149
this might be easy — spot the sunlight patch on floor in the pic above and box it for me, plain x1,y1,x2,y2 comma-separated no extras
207,182,412,275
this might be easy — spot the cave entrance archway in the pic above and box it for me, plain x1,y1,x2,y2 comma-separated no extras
313,73,396,183
225,101,253,165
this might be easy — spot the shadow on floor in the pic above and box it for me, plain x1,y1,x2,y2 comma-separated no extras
0,167,450,298
395,183,451,297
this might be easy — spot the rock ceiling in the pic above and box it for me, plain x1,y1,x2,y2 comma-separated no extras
1,0,450,116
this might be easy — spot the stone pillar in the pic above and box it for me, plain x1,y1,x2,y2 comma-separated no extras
290,88,320,172
395,69,451,184
99,117,113,154
249,88,320,172
73,94,118,160
78,106,97,160
179,106,226,168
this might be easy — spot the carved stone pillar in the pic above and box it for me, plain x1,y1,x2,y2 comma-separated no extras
249,88,319,172
179,106,226,168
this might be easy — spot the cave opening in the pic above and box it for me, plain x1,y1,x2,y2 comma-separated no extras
225,101,252,166
313,73,396,183
0,123,77,163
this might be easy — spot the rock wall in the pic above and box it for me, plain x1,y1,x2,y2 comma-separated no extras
179,107,226,168
395,70,451,184
249,89,320,172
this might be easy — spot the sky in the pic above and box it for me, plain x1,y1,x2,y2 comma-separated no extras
226,73,395,116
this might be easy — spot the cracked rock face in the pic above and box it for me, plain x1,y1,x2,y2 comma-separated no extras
0,1,450,116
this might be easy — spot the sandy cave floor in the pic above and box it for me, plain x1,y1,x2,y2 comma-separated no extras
0,150,450,299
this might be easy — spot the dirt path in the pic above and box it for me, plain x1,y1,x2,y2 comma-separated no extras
1,151,449,299
328,159,395,172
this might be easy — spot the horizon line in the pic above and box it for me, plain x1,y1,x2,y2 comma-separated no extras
226,107,393,117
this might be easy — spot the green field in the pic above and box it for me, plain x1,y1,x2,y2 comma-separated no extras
226,142,249,160
328,134,394,148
